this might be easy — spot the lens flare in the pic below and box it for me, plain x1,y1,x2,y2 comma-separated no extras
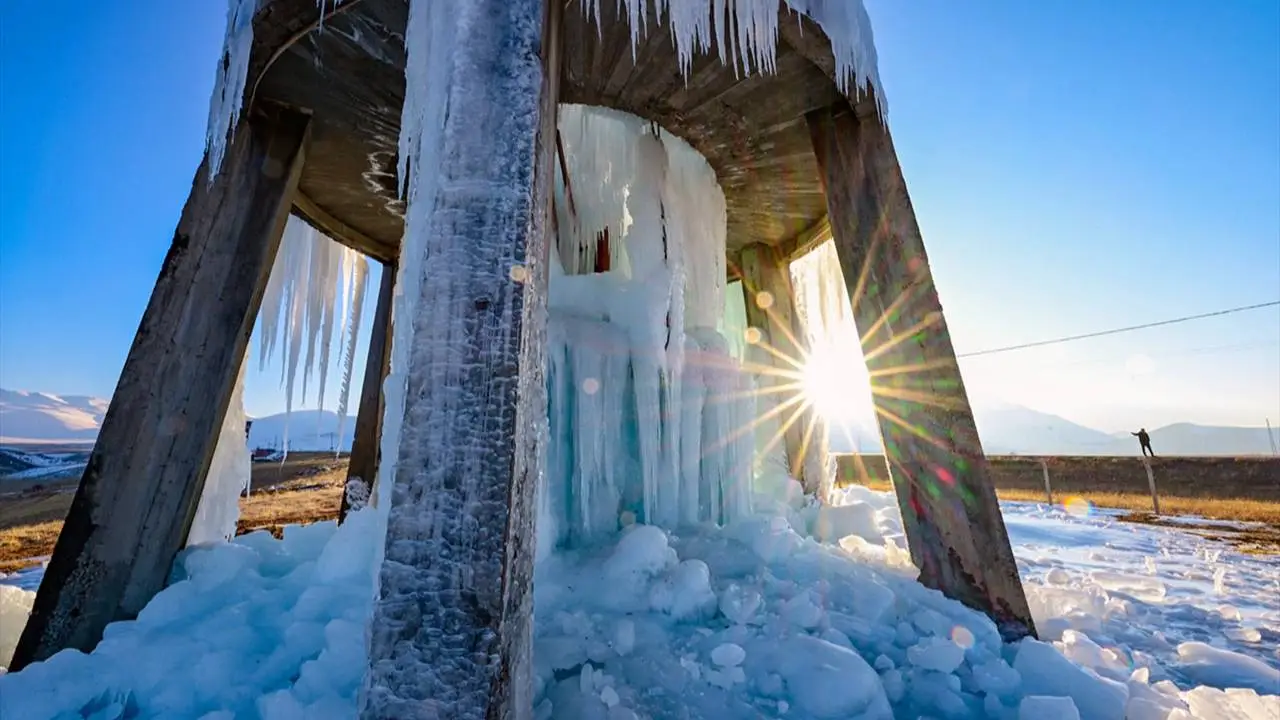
1063,496,1093,517
950,625,975,650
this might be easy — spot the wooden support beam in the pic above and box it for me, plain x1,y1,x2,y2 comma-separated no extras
806,101,1036,641
361,0,560,717
12,105,311,669
339,260,395,523
738,242,827,494
780,214,832,264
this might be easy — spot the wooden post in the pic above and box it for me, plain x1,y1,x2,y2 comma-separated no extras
360,0,558,717
1143,457,1160,515
806,101,1036,641
738,242,827,495
12,105,310,670
1040,459,1053,506
339,261,395,522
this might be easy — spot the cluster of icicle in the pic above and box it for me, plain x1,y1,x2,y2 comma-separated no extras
205,0,256,179
580,0,884,106
257,215,371,457
541,105,753,557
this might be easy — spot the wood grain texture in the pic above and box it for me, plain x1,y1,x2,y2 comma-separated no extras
251,0,848,256
12,106,311,669
808,102,1036,641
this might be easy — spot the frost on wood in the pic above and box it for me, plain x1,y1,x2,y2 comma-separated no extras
542,105,751,555
187,354,251,547
205,0,256,180
361,0,546,716
579,0,884,110
257,215,369,456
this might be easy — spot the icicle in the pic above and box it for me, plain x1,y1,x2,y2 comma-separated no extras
255,215,370,459
188,353,251,546
580,0,884,113
334,260,369,454
543,103,753,541
205,0,256,180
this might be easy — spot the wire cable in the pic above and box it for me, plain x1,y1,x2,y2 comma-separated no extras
957,301,1280,359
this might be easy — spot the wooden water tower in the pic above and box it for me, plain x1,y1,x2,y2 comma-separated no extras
14,0,1035,713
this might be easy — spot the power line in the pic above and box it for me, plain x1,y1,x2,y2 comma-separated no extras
957,301,1280,359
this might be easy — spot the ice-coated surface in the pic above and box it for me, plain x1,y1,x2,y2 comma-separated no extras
188,354,252,547
0,584,33,670
361,0,547,716
3,491,1279,717
544,104,749,547
205,0,256,179
0,510,382,714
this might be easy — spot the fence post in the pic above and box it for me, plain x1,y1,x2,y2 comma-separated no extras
1142,457,1160,515
1039,458,1053,506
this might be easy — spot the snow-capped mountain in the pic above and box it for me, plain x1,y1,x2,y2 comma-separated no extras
0,390,107,444
0,388,1273,456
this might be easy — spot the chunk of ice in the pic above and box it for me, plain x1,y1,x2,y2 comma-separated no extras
1018,695,1081,720
710,643,746,668
775,635,892,719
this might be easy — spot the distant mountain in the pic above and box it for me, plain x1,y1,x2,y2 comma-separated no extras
248,410,356,453
0,388,354,454
1135,423,1277,457
1,388,1274,457
0,390,106,444
972,404,1119,455
828,402,1276,457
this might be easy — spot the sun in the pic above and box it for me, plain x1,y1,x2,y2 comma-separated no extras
801,338,865,424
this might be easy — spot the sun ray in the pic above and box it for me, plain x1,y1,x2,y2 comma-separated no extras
862,311,943,364
701,390,809,457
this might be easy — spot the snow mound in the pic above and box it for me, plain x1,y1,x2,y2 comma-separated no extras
3,490,1279,719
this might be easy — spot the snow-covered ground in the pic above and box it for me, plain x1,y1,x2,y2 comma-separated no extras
1,485,1276,719
0,449,90,482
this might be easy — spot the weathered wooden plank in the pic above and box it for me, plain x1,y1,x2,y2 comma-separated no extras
12,105,311,670
738,242,827,494
339,260,396,523
806,102,1036,641
781,215,832,263
359,0,559,717
294,193,397,264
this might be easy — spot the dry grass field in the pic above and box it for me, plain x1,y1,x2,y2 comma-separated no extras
2,453,1277,573
0,452,347,573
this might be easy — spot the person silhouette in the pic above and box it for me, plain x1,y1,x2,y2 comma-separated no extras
1131,428,1155,458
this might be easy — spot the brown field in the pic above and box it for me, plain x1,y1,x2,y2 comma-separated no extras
0,452,347,574
2,453,1277,573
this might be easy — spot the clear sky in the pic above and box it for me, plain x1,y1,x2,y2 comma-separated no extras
1,0,1277,431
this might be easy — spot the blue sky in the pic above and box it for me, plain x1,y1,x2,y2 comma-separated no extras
1,0,1277,431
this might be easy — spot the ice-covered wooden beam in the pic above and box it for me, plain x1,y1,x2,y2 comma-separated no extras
340,261,395,522
738,242,827,494
12,105,311,670
359,0,560,717
806,100,1037,641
